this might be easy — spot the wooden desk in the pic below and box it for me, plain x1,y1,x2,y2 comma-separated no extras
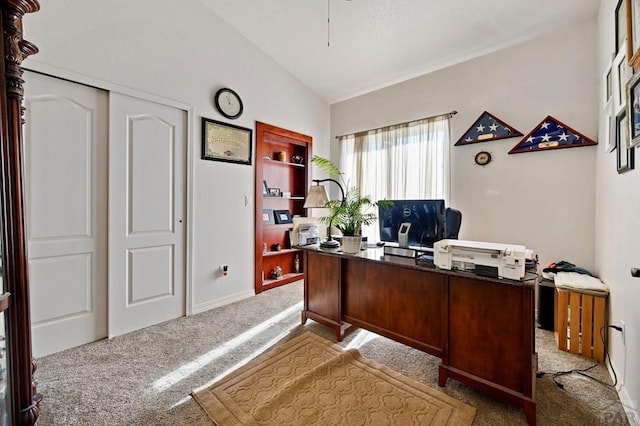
301,246,537,426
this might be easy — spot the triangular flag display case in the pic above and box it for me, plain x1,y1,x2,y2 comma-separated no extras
509,115,597,154
454,111,523,146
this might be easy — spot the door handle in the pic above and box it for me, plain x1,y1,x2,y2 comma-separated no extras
631,268,640,278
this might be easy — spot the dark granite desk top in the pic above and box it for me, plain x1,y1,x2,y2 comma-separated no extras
298,244,537,288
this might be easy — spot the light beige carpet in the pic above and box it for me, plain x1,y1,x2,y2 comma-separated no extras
192,332,476,425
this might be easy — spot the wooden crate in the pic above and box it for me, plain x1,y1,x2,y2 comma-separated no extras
555,289,607,361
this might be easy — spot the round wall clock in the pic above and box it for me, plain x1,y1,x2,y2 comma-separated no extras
214,87,243,119
474,151,492,166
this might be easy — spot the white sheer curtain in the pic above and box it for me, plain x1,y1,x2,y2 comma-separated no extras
339,116,450,241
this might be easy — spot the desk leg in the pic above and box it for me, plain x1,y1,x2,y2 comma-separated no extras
301,310,307,325
438,365,448,387
524,401,536,426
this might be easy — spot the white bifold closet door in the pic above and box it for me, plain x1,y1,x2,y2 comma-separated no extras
24,71,109,358
108,92,187,338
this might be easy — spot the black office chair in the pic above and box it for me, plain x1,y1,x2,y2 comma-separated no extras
444,207,462,239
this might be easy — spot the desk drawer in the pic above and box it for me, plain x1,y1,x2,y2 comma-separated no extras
343,259,445,355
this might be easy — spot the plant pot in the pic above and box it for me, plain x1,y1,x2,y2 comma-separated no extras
341,235,362,254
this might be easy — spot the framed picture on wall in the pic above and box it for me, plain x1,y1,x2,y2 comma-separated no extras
201,117,252,165
603,59,614,108
605,103,616,152
617,0,627,54
616,110,635,173
627,71,640,147
627,0,640,68
613,44,632,113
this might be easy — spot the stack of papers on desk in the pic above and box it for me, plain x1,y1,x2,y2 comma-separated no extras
554,272,609,296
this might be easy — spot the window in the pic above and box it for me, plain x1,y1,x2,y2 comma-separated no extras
338,115,450,241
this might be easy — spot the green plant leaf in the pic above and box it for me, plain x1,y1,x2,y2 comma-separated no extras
310,156,394,237
310,155,342,178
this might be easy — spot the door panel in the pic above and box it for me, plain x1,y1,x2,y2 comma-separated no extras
108,93,186,337
24,71,108,357
128,246,174,303
29,254,92,322
129,116,175,234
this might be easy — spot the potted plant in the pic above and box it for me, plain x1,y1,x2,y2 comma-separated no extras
310,155,392,253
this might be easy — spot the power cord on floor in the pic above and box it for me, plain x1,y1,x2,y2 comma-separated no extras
536,325,619,389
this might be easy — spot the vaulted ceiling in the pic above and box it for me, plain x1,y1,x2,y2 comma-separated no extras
199,0,601,104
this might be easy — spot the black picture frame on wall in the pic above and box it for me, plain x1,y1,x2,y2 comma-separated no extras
616,0,627,54
616,109,635,173
201,117,252,165
626,71,640,147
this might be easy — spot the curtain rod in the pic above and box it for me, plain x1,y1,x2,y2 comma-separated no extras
335,110,457,139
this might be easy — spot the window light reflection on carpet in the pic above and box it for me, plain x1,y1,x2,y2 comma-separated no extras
345,329,378,351
171,324,301,409
151,302,303,393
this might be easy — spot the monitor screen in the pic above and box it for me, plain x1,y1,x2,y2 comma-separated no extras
378,199,446,248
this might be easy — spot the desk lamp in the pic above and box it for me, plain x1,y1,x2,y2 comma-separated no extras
303,178,345,248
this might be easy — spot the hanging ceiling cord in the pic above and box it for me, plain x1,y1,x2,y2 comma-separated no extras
327,0,330,47
328,0,352,47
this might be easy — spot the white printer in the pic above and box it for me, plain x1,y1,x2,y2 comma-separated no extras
433,239,528,280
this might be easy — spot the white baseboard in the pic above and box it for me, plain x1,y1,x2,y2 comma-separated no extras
617,385,639,426
608,359,639,425
191,290,255,315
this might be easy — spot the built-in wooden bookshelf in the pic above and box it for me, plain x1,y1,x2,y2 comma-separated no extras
254,122,312,293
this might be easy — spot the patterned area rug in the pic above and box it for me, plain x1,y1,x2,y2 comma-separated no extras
192,332,475,425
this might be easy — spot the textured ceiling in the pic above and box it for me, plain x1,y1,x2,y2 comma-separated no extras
199,0,601,103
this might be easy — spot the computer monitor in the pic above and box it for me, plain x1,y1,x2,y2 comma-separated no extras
378,199,446,248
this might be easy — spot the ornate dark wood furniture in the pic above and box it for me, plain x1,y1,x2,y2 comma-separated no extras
301,247,537,425
0,1,41,424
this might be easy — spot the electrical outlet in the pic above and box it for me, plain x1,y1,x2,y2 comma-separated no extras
219,265,229,277
620,320,626,346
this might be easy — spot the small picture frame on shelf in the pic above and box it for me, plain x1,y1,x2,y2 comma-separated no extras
262,208,275,225
262,180,269,196
268,187,281,197
274,209,293,224
286,229,294,248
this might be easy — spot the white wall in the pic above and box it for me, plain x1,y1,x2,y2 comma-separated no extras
596,1,640,422
332,20,598,273
22,0,331,313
